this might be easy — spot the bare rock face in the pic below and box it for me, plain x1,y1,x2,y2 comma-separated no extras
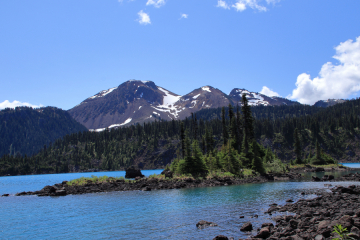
125,166,144,179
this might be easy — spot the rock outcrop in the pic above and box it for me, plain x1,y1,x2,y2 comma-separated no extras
125,166,144,178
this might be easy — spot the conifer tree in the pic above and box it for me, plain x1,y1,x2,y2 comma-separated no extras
242,93,255,141
221,107,228,145
180,122,185,158
251,140,265,174
293,128,302,164
226,141,241,175
191,140,208,177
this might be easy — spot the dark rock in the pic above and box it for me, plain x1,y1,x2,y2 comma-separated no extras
240,222,253,232
286,199,294,202
161,170,173,178
142,186,151,191
42,185,56,194
213,235,228,240
254,227,270,239
125,166,144,178
239,216,245,218
289,219,299,229
196,220,218,229
2,194,9,197
312,176,321,182
54,189,67,196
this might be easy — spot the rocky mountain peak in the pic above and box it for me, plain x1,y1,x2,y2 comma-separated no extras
68,81,301,131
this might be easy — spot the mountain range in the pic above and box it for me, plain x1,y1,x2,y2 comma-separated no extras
68,80,301,131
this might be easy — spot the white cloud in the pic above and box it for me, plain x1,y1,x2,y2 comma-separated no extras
232,2,247,11
146,0,166,8
231,0,282,12
137,10,151,25
289,36,360,105
180,13,188,19
260,86,280,97
217,0,230,10
0,100,44,110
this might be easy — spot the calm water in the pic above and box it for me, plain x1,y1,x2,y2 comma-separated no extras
341,162,360,168
1,168,360,239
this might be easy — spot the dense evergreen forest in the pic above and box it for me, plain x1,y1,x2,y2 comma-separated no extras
1,97,360,176
0,107,87,158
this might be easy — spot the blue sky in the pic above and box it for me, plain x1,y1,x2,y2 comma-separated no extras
1,0,360,110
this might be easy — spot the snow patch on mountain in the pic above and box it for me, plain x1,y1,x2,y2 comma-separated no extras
89,87,117,99
193,94,201,99
152,87,183,118
89,118,132,132
202,86,211,92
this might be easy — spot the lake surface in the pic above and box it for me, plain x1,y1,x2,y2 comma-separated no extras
1,168,360,239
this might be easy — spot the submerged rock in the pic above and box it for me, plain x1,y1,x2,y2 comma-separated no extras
196,220,218,229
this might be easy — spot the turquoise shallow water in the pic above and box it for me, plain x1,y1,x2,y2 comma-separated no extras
1,169,360,239
341,162,360,168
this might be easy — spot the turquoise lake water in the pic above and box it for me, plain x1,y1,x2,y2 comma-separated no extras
1,168,360,239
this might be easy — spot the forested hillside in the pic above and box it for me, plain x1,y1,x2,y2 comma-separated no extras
0,107,88,158
1,97,359,176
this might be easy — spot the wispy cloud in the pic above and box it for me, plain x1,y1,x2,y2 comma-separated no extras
232,0,267,12
146,0,166,8
260,86,280,97
179,13,188,19
289,36,360,105
217,0,230,10
0,100,44,110
137,10,151,25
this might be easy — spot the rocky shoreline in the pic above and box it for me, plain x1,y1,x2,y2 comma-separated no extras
8,172,302,197
212,172,360,240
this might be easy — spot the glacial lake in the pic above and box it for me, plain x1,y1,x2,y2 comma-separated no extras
1,167,360,239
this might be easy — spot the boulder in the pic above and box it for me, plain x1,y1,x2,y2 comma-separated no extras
240,222,253,232
125,166,144,178
196,220,218,229
161,170,173,178
254,227,270,238
2,194,9,197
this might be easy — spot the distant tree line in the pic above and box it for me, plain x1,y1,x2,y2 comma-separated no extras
2,96,360,176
